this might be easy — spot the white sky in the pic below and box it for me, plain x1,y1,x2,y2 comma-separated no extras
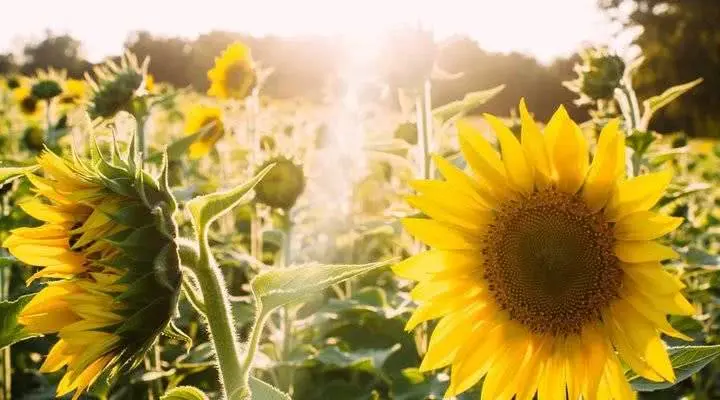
0,0,622,64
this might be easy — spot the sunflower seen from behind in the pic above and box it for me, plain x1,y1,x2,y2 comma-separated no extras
395,100,692,399
207,42,257,100
3,143,182,399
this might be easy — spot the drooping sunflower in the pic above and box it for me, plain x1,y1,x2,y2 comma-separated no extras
185,105,225,159
86,52,146,119
3,145,181,399
207,42,257,100
395,100,692,399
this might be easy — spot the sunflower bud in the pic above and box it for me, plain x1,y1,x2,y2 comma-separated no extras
254,156,305,210
87,53,146,119
3,142,181,399
566,47,625,103
31,80,62,100
22,125,45,151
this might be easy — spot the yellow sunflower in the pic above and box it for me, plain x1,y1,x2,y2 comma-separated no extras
395,100,692,399
13,86,43,118
185,105,225,159
3,149,181,399
58,79,87,106
207,42,257,99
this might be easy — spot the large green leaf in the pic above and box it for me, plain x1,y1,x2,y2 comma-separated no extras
187,164,274,234
641,78,702,128
161,386,209,400
146,129,205,163
432,85,505,122
251,260,395,314
629,345,720,391
0,294,40,350
249,376,290,400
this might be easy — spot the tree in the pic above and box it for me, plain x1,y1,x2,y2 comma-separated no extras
599,0,720,137
20,31,91,77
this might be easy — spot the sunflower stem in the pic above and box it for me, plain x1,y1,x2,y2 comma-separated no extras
277,213,295,394
45,99,54,147
189,230,247,400
136,115,147,160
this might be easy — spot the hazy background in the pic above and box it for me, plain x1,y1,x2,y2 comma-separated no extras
1,0,717,137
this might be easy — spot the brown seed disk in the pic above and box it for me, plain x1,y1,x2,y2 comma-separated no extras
482,187,622,336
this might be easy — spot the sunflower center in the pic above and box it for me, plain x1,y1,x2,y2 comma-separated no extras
482,187,621,336
224,63,252,93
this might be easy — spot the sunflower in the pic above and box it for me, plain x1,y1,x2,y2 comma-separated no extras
13,86,43,118
395,100,692,399
58,79,87,106
185,105,225,159
3,146,181,399
207,42,257,99
86,52,146,119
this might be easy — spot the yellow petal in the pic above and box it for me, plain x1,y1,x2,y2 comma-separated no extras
602,308,665,382
623,263,685,294
20,200,77,223
402,218,477,250
392,249,478,281
405,292,477,330
406,192,491,233
547,110,589,194
614,211,683,241
537,343,567,400
484,113,534,194
618,294,692,341
610,302,676,382
582,119,626,211
41,340,71,372
456,120,514,200
604,355,635,400
431,155,497,208
605,170,673,221
446,322,506,397
519,99,551,186
419,305,482,371
614,241,678,263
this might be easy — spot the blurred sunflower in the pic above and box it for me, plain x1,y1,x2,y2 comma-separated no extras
3,146,181,399
185,105,225,159
58,79,87,106
13,86,43,118
396,100,692,399
207,42,256,99
86,52,146,119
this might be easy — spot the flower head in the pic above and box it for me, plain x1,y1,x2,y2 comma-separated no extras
13,86,42,118
58,79,87,106
566,46,626,104
396,100,691,399
86,52,146,119
207,42,256,100
254,156,305,210
3,141,181,399
184,105,225,159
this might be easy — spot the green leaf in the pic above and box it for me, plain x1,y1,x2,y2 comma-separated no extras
657,182,712,207
251,260,395,314
0,294,40,350
146,129,205,163
162,320,193,349
187,163,275,234
432,85,505,122
160,386,209,400
629,345,720,391
249,376,290,400
0,165,38,186
642,78,702,127
314,344,401,377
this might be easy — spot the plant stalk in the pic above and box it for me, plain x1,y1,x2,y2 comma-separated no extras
45,100,54,147
190,231,246,399
136,115,147,159
278,216,295,394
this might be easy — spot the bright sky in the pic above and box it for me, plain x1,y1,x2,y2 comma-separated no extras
1,0,620,64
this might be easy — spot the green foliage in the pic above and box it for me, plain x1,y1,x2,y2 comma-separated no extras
161,386,210,400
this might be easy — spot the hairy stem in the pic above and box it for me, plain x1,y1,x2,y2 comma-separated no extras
190,231,246,400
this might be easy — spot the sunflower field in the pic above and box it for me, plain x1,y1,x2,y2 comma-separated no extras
0,37,718,400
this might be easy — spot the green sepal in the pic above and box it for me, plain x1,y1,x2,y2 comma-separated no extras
432,84,505,123
161,386,209,400
0,165,39,186
0,294,41,350
162,320,192,350
104,225,167,260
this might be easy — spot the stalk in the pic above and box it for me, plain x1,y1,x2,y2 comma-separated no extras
136,115,147,159
189,230,246,399
277,213,295,394
246,92,263,265
45,100,54,147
